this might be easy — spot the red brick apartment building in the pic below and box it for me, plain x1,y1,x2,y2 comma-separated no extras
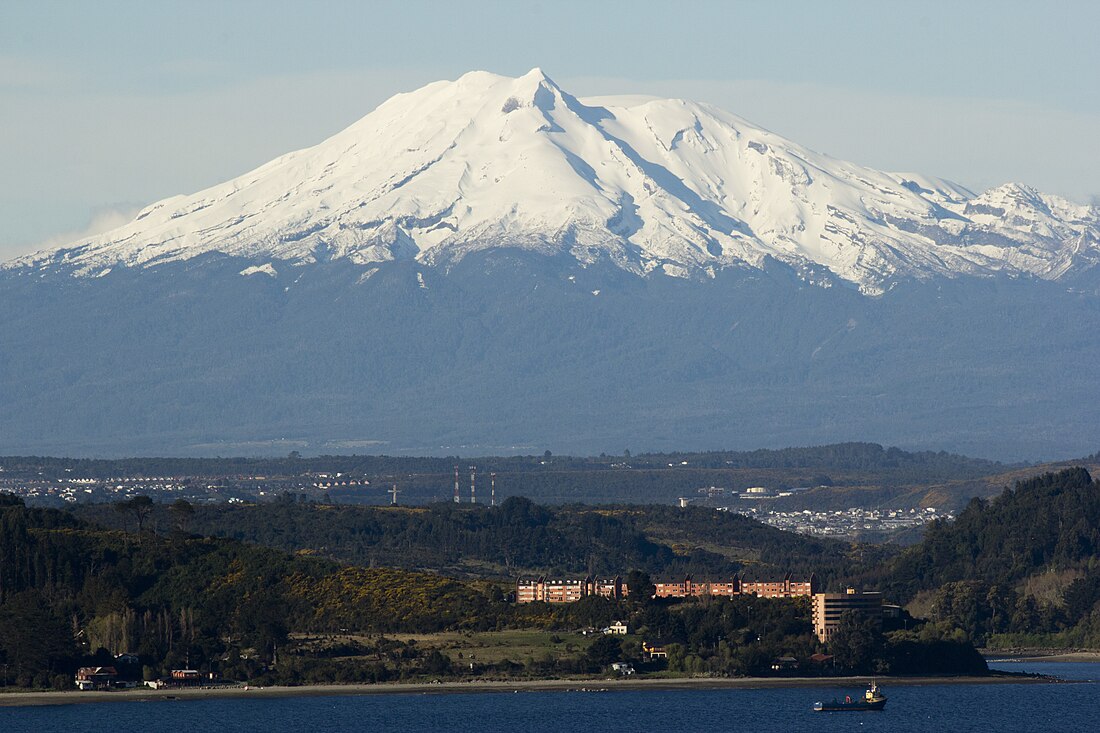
741,573,819,599
654,572,819,600
516,575,628,603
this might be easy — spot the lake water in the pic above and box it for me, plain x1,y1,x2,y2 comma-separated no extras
4,662,1098,733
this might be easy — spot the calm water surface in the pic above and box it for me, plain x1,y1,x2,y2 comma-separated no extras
4,663,1098,733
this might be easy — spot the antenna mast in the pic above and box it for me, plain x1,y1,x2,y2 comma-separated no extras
491,472,496,507
470,465,477,504
453,465,460,504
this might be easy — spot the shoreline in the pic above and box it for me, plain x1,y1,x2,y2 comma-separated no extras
984,651,1100,663
0,672,1058,708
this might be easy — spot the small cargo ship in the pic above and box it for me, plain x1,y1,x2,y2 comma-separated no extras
813,681,887,711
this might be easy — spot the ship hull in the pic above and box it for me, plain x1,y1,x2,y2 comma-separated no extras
814,699,887,712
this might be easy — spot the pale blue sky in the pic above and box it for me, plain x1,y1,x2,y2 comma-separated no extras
2,0,1098,260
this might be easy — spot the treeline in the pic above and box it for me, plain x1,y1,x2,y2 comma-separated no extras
73,497,875,584
0,442,1003,483
634,442,1003,481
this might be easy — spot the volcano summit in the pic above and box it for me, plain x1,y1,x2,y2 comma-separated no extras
10,68,1098,293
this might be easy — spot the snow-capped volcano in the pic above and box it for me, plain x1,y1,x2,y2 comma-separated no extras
10,69,1099,293
4,69,1100,459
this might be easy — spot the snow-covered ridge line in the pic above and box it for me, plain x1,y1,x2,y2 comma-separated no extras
6,68,1098,293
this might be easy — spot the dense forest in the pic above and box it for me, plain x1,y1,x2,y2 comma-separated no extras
884,468,1100,646
73,497,882,585
0,493,511,687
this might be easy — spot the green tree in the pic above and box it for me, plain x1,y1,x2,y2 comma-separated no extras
422,650,452,675
169,499,195,533
625,571,654,607
585,634,623,668
0,592,74,682
114,495,155,532
828,611,883,672
233,588,288,661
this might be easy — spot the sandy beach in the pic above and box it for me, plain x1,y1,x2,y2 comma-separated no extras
0,672,1057,708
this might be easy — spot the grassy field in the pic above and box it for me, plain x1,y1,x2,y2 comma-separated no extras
293,629,630,665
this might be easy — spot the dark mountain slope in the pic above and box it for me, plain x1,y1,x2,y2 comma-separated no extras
1,253,1097,460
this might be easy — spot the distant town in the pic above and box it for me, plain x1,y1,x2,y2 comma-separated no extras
680,486,952,538
729,505,951,538
0,469,360,506
0,465,951,540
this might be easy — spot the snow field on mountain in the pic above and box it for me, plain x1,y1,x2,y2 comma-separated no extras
8,69,1097,294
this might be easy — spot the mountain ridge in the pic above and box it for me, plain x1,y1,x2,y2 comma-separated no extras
7,69,1098,295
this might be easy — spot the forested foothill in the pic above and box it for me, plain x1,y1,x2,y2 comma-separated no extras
73,497,881,583
6,465,1100,691
1,491,978,690
884,468,1100,648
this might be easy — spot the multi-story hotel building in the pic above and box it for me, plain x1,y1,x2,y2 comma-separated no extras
811,588,883,642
